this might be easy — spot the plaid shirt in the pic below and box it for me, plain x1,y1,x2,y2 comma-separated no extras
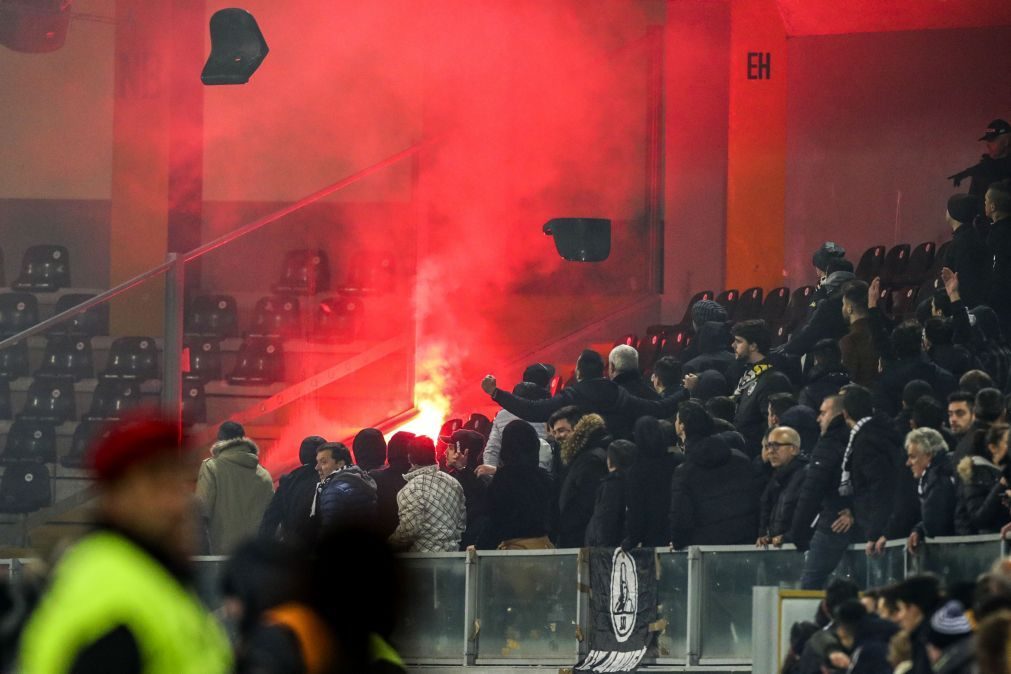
388,464,466,552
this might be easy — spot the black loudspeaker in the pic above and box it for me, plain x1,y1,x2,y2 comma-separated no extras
0,1,72,53
543,218,611,262
201,8,269,85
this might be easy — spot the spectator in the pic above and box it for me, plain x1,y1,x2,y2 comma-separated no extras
954,387,1005,462
947,391,976,444
767,392,799,431
901,428,957,554
371,430,414,539
943,193,991,308
547,405,583,446
910,397,956,450
669,401,758,548
481,380,551,478
683,321,735,376
923,317,976,380
812,241,848,290
196,421,274,556
965,119,1011,200
782,621,819,674
960,369,995,397
955,422,1009,534
388,436,466,552
312,442,377,534
831,599,899,674
968,307,1011,392
259,435,327,547
677,299,729,363
609,344,659,400
796,578,860,674
985,178,1011,334
585,439,636,547
799,338,852,411
780,405,820,459
893,575,944,674
479,420,554,549
874,321,957,418
557,413,611,547
353,428,387,473
924,600,975,674
690,369,730,402
975,609,1011,674
622,416,682,550
728,320,794,456
444,429,488,548
781,257,854,359
650,356,683,398
757,426,807,547
888,630,913,674
705,395,737,423
896,380,936,435
840,279,879,387
17,417,233,673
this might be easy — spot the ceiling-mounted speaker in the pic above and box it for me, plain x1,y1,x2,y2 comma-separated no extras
201,8,269,85
0,1,73,54
543,218,611,262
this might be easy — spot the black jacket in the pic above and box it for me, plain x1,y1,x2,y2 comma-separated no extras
759,456,808,541
369,464,409,539
585,471,627,547
669,434,758,548
873,355,956,418
732,360,794,457
259,464,320,547
448,466,489,549
316,466,377,532
954,455,1002,534
781,271,853,358
798,365,851,413
492,377,683,440
945,223,991,308
612,370,660,401
622,451,682,549
683,322,735,376
557,423,611,547
927,343,977,381
478,465,553,548
885,457,921,540
912,451,957,538
790,415,851,549
844,414,903,541
987,217,1011,329
848,615,899,674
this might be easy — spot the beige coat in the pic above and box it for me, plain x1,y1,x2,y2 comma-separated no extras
196,437,274,555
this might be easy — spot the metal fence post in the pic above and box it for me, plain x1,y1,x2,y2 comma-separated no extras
463,549,479,666
162,253,185,431
686,546,702,666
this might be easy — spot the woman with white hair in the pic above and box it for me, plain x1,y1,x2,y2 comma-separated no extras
904,427,957,553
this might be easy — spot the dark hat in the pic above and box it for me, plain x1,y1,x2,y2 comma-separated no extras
217,420,245,441
925,600,972,649
522,363,552,389
500,420,540,469
947,193,979,224
691,299,728,327
298,435,327,465
446,429,485,456
979,119,1010,141
812,242,846,271
89,415,188,482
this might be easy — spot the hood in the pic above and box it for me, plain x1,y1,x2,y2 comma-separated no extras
561,413,609,465
211,436,260,458
694,369,729,401
970,305,1003,342
685,434,732,469
806,364,850,385
696,321,731,354
822,270,855,295
780,405,821,455
956,454,998,484
333,465,377,492
573,378,623,411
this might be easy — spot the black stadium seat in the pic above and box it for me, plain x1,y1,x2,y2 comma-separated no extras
761,287,790,326
0,461,52,514
0,378,11,420
338,250,396,295
250,295,301,338
34,335,95,381
659,328,691,359
735,287,764,321
0,293,39,337
51,293,109,337
854,245,886,283
879,244,911,289
273,249,331,295
784,286,816,333
184,337,223,382
899,242,935,287
674,290,714,329
12,244,71,292
101,337,160,381
310,296,364,343
1,420,57,464
182,382,207,426
615,334,637,348
63,419,113,469
186,295,239,338
0,341,30,379
85,380,142,421
228,336,284,385
20,379,76,424
637,334,663,373
714,289,739,321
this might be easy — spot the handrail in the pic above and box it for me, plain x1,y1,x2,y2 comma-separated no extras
0,140,430,350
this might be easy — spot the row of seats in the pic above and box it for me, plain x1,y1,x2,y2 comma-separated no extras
185,293,365,341
0,245,72,292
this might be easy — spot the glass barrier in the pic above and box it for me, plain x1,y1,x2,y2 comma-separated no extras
393,554,468,663
474,551,579,664
652,551,690,663
915,535,1004,583
866,541,907,588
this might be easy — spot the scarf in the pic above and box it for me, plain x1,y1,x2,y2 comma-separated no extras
838,416,872,496
733,361,773,399
310,470,339,517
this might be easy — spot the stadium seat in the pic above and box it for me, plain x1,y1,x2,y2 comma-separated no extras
615,334,637,348
899,242,936,286
184,337,223,381
273,249,331,295
63,419,113,469
0,378,11,420
185,295,239,338
310,296,364,343
0,340,30,379
854,245,886,283
0,293,39,337
660,327,691,358
462,413,492,438
0,461,52,514
714,289,739,321
890,286,920,320
1,420,57,464
12,244,71,292
84,380,142,421
101,337,160,381
20,379,76,424
338,250,396,295
637,334,663,373
674,290,714,329
761,287,791,326
182,382,207,426
249,295,301,338
931,241,951,277
735,287,764,321
227,336,285,385
34,335,95,381
879,244,911,288
51,294,109,337
784,286,816,333
549,374,563,396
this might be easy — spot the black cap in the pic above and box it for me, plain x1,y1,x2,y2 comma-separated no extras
947,193,979,224
522,363,552,389
446,429,486,455
979,119,1010,141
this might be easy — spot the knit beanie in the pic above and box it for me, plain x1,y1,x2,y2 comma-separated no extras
691,299,728,327
925,600,972,650
947,194,979,225
217,421,245,441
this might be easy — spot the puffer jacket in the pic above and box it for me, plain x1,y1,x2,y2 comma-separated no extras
911,451,957,538
842,414,903,541
789,414,850,550
759,456,808,541
196,437,275,555
316,465,377,532
798,365,851,412
955,455,1006,534
557,414,611,547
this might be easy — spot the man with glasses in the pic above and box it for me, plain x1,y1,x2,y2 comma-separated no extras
757,427,807,548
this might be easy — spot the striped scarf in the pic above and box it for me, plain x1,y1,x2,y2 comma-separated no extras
838,416,872,496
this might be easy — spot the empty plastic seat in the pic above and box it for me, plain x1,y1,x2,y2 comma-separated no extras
660,328,691,358
761,287,791,326
0,341,30,379
63,419,114,469
0,461,51,514
0,379,10,420
637,333,663,373
615,334,637,348
227,337,285,385
273,249,331,295
12,245,71,292
34,335,94,381
880,244,911,288
84,380,142,421
0,293,39,337
310,296,364,343
20,379,76,424
854,245,886,283
549,374,563,396
1,420,57,464
735,287,764,321
250,296,301,337
51,293,109,337
338,250,396,295
101,337,160,381
899,242,936,286
185,295,239,338
784,286,816,332
182,382,207,426
184,337,222,382
675,290,715,329
890,286,920,320
462,413,492,438
714,289,739,321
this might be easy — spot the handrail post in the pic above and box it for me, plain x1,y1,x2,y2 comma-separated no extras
686,546,702,666
162,253,185,433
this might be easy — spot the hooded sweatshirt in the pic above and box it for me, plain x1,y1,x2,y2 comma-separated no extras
196,437,275,555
